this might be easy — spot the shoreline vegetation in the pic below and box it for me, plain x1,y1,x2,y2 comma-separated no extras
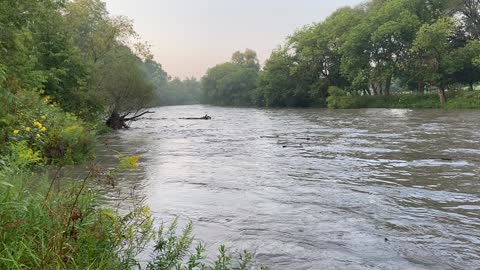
0,0,478,268
200,1,479,110
1,0,262,269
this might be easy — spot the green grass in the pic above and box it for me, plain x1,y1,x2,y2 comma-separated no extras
0,152,266,270
327,90,480,109
0,169,126,269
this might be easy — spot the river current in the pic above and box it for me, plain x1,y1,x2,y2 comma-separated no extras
91,105,480,269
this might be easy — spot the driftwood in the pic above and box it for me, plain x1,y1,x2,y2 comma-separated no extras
180,115,212,120
106,110,154,130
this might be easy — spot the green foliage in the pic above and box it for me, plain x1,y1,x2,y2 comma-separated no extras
2,142,43,170
0,0,169,128
160,77,202,106
0,170,126,269
94,46,156,114
0,162,266,269
256,49,310,107
118,155,141,170
202,50,260,106
211,0,479,109
147,218,267,270
444,90,480,109
325,89,479,109
411,17,458,86
0,87,94,165
326,87,360,109
395,93,441,108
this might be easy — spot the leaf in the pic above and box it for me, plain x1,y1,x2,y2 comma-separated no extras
0,181,14,188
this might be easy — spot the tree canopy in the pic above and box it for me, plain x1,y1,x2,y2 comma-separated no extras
0,0,170,129
202,49,260,106
202,0,480,107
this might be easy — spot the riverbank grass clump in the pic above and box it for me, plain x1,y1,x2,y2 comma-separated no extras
326,87,480,109
0,159,266,269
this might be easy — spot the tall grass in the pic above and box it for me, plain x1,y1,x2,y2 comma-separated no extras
326,88,480,109
0,157,266,270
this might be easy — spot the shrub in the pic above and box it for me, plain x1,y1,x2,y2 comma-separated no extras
327,86,360,109
445,90,480,109
0,88,94,165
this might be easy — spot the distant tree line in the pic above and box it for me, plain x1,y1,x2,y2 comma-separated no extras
159,77,202,106
201,0,480,107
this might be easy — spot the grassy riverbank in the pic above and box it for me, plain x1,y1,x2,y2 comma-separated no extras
0,86,263,270
326,88,480,109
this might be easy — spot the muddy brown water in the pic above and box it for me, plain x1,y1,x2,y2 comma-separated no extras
84,105,480,269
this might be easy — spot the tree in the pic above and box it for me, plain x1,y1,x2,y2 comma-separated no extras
202,50,260,106
159,77,202,105
64,0,136,63
231,49,260,70
451,40,480,90
411,18,459,104
94,46,155,129
287,8,356,101
457,0,480,39
342,0,421,96
256,48,308,107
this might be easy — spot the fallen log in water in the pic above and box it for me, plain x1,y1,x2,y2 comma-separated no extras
180,115,212,120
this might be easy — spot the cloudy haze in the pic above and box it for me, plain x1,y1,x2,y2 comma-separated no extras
104,0,365,79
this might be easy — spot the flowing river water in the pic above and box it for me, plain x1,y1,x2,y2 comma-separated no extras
88,105,480,269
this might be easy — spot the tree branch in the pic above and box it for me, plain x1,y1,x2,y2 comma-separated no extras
123,111,154,121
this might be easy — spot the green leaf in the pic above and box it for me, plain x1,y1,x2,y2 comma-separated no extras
0,181,14,188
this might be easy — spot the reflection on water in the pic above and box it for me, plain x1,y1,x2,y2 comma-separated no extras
93,105,480,269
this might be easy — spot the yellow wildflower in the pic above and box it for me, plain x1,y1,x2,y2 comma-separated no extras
40,115,47,120
34,121,43,128
36,134,41,138
41,127,47,132
13,130,20,135
25,127,31,132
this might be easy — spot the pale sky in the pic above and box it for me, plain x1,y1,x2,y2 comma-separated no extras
103,0,365,79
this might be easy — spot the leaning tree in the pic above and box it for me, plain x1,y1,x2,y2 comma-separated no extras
94,46,155,129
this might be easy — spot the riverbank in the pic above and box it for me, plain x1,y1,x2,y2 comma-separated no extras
326,89,480,109
0,91,264,269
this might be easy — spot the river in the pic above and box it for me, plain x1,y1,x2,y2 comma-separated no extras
92,105,480,269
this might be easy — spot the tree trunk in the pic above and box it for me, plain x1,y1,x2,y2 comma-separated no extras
106,110,154,130
469,82,474,91
437,87,447,105
371,84,378,96
106,111,127,130
384,76,391,96
418,81,425,94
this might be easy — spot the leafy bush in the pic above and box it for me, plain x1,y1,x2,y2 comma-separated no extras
325,90,480,109
0,88,94,164
326,86,360,109
395,93,440,109
445,90,480,109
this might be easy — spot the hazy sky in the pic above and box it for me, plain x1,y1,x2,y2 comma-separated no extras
104,0,365,79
